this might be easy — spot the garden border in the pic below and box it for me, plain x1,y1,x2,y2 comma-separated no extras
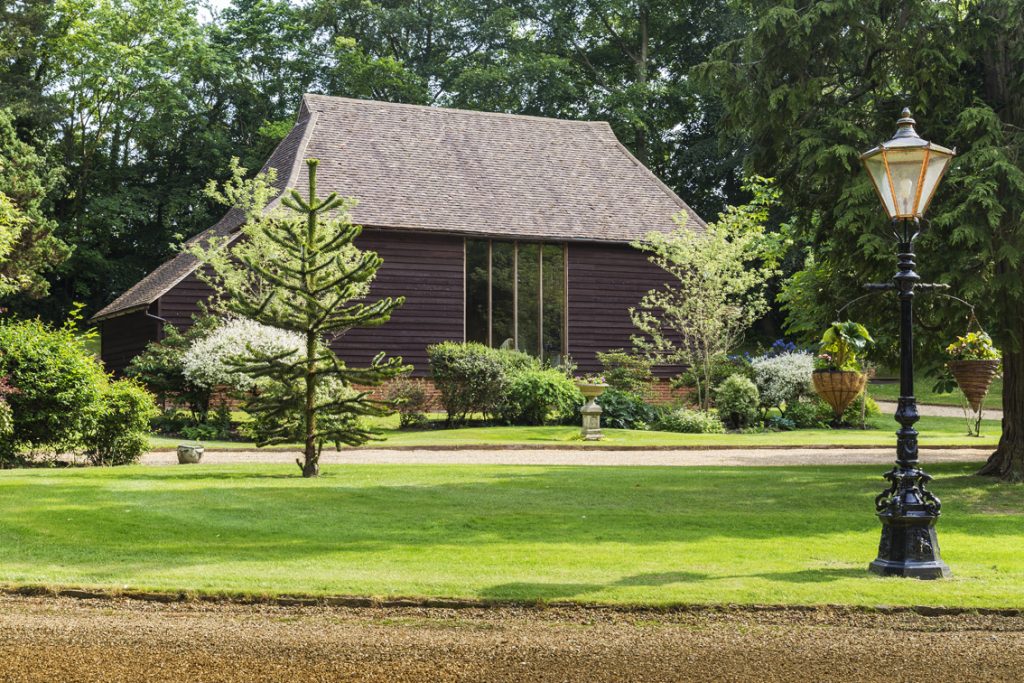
4,584,1021,619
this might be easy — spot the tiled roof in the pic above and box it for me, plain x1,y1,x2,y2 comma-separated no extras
92,95,703,322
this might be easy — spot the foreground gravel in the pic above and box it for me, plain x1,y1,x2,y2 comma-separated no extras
142,446,992,467
1,595,1022,682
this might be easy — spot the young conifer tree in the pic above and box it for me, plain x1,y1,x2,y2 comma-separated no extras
191,158,407,477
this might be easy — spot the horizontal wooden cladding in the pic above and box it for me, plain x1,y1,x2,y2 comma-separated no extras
100,310,160,376
329,229,464,376
159,269,215,331
567,242,680,377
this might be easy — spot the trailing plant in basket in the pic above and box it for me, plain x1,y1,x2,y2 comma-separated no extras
946,332,1001,362
945,330,1002,436
815,321,874,372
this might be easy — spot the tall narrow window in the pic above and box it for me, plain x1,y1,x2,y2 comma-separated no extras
465,239,489,344
542,244,565,363
516,243,540,357
491,242,515,348
465,238,565,360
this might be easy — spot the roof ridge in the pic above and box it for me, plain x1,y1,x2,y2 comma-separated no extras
301,93,608,127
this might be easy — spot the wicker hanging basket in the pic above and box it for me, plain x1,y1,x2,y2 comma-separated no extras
947,359,1001,412
812,370,867,418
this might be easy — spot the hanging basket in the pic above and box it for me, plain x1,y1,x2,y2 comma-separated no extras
812,370,867,418
947,359,1001,412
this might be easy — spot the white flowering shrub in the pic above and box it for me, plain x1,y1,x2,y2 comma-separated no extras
750,351,814,413
182,318,305,391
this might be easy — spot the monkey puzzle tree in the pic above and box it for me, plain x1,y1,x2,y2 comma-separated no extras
191,158,407,477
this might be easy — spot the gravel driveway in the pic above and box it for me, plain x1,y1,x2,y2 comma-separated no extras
1,595,1021,682
876,400,1003,420
142,446,992,467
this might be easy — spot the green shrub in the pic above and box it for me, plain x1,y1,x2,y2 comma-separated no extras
383,375,433,429
499,368,583,426
597,349,653,394
125,316,219,422
0,318,108,457
428,342,517,424
0,318,158,466
86,379,158,466
656,407,725,434
785,398,833,429
0,399,11,440
597,389,660,430
676,355,753,396
496,348,542,375
842,394,881,426
715,374,760,429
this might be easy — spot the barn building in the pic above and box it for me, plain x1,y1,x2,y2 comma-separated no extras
92,95,704,382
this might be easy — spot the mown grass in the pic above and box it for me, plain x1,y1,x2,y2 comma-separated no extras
0,462,1020,608
869,378,1003,408
148,413,1001,451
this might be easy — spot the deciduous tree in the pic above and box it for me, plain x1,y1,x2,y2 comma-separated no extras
630,177,783,409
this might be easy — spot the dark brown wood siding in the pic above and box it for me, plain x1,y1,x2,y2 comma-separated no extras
99,308,160,376
148,229,465,377
567,242,678,376
330,229,464,375
159,269,215,331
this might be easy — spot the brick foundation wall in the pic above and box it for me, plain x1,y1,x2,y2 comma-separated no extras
200,376,689,415
644,379,693,405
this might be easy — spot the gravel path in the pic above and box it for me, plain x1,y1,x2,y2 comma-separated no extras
1,595,1022,682
876,400,1003,420
142,446,992,467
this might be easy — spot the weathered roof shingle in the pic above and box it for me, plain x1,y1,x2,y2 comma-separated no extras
93,95,703,321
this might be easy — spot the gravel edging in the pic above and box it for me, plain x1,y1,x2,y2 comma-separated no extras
4,584,1021,619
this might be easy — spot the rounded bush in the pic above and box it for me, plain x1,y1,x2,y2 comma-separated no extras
86,379,159,465
751,351,813,412
656,407,725,434
715,374,760,429
500,368,582,426
0,318,107,455
427,341,508,424
785,398,832,429
0,318,158,465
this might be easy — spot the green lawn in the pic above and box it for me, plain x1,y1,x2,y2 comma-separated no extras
148,413,1001,451
870,378,1003,408
1,462,1021,608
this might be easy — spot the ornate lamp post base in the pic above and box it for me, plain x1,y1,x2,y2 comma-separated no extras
869,478,951,579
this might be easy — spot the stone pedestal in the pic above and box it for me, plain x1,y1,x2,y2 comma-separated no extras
581,403,603,441
576,383,608,441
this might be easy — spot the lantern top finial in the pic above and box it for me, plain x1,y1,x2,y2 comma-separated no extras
892,108,921,142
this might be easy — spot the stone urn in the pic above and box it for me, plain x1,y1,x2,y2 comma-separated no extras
812,370,867,422
177,444,204,464
575,382,609,441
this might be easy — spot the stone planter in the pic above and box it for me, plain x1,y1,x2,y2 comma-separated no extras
177,444,204,464
812,370,866,420
575,382,609,441
947,359,1001,412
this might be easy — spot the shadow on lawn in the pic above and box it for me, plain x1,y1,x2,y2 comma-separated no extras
479,567,865,600
0,463,1019,582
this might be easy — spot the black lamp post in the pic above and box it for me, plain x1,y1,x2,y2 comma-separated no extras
860,108,955,579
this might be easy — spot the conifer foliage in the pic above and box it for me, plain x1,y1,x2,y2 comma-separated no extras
192,158,407,477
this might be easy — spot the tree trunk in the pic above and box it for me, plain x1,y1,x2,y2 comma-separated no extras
978,330,1024,482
